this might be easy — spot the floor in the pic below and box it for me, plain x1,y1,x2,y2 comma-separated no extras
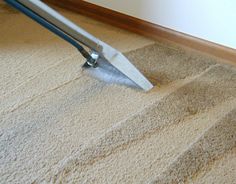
0,3,236,184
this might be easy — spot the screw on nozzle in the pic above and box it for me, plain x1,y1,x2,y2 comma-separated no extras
82,51,99,68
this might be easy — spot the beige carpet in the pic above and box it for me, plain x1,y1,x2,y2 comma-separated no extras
0,4,236,184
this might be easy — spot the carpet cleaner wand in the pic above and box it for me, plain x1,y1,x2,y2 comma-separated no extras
5,0,153,91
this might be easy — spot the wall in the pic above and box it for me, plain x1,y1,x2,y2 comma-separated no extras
86,0,236,49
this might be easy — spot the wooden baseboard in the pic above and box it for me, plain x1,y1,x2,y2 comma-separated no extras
45,0,236,63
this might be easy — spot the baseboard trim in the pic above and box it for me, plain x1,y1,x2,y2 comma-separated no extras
45,0,236,63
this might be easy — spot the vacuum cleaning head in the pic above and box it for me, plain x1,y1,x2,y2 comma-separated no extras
82,47,153,91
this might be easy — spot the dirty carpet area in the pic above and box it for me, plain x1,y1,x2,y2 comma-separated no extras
0,4,236,184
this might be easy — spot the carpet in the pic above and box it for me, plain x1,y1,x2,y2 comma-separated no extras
0,4,235,184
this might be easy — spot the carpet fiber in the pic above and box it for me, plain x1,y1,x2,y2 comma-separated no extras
0,4,235,184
